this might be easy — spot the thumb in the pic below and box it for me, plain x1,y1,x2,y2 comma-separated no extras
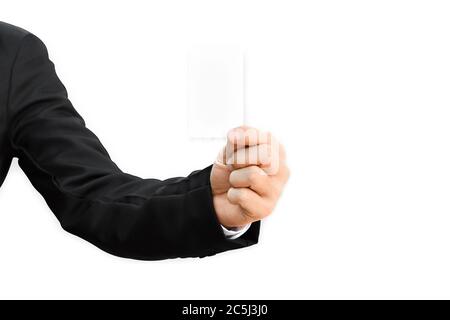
210,156,232,195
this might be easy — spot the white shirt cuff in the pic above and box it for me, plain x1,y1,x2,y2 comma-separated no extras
221,224,251,240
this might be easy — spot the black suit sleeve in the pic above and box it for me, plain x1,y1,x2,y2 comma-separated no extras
6,33,260,260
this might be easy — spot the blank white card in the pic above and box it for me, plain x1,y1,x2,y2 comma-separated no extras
187,45,244,138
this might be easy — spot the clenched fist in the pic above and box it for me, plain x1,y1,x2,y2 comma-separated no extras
210,127,289,228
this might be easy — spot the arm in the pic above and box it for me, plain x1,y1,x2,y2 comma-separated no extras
7,32,260,260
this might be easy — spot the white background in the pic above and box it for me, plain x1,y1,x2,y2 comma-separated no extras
1,0,450,299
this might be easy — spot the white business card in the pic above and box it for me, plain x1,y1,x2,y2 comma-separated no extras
187,45,245,139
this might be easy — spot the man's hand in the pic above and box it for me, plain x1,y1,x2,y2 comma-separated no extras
210,127,289,229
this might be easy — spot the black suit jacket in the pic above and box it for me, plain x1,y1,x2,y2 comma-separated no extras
0,22,259,260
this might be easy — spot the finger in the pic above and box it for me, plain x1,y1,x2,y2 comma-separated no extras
225,127,271,161
226,144,271,169
226,142,282,176
227,126,271,147
227,187,274,220
229,166,272,196
210,161,233,195
259,141,286,176
264,162,289,197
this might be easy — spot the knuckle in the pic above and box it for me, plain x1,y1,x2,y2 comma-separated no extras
237,190,248,203
229,171,238,185
229,188,247,203
247,171,260,185
227,188,238,203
